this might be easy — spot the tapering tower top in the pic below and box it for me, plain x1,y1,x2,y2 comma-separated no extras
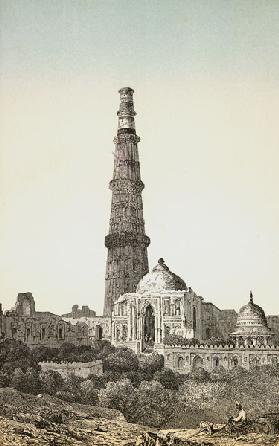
117,87,137,134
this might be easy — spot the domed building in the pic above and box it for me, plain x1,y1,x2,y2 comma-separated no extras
231,292,274,346
111,258,203,353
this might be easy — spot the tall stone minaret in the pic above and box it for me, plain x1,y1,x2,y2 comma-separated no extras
103,87,150,316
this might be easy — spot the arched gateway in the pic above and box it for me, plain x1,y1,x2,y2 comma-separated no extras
143,304,155,351
192,355,204,370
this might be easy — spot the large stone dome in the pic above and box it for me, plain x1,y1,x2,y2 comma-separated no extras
231,293,271,337
136,258,187,294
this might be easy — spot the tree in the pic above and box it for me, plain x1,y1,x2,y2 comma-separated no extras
138,353,164,379
91,340,115,360
40,370,64,395
103,348,139,374
133,380,177,427
11,367,41,394
0,371,9,388
0,339,39,374
153,367,180,390
188,367,210,382
88,373,106,389
99,379,136,416
80,379,98,404
209,365,229,382
24,368,42,394
32,345,53,363
63,373,83,399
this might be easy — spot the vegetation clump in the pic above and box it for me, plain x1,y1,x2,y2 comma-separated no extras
1,338,279,429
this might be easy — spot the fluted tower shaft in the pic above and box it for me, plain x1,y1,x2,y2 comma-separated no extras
104,88,150,316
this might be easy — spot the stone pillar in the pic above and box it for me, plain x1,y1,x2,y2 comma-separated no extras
129,306,132,340
155,311,158,344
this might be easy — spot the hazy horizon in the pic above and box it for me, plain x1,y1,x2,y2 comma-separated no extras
1,0,279,316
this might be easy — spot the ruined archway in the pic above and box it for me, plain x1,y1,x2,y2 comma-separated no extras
178,356,184,369
232,356,239,367
95,325,103,340
213,356,220,368
192,355,204,370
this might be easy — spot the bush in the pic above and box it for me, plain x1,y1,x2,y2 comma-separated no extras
0,371,9,388
99,379,136,415
163,335,200,346
88,373,106,389
205,337,233,346
133,380,178,428
56,390,76,402
40,370,64,396
209,366,229,382
138,353,164,377
80,379,99,404
91,340,115,360
153,368,180,390
0,340,39,375
188,367,210,382
103,348,139,374
11,368,41,394
63,373,83,402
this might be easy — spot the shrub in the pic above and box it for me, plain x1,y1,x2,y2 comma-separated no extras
133,380,178,427
188,367,210,382
0,339,39,374
40,370,64,395
91,340,115,359
209,365,229,382
153,368,180,390
56,390,76,402
163,335,200,346
0,371,9,388
80,379,99,404
103,348,139,374
99,379,136,415
11,368,41,394
88,373,106,389
138,353,164,377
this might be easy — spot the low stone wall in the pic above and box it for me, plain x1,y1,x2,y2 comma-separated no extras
40,360,103,379
161,344,279,373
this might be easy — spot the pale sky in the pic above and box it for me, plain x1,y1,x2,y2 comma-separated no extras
0,0,279,316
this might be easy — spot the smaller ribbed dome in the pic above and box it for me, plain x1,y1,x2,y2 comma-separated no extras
231,292,271,337
137,258,186,294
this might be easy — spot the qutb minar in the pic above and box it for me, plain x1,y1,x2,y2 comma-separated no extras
103,88,150,316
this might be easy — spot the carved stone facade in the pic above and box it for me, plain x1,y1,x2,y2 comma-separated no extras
162,344,279,373
112,259,203,353
104,87,150,316
160,292,278,373
0,293,89,348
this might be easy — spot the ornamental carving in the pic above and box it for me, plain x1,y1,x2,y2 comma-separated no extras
105,233,150,248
